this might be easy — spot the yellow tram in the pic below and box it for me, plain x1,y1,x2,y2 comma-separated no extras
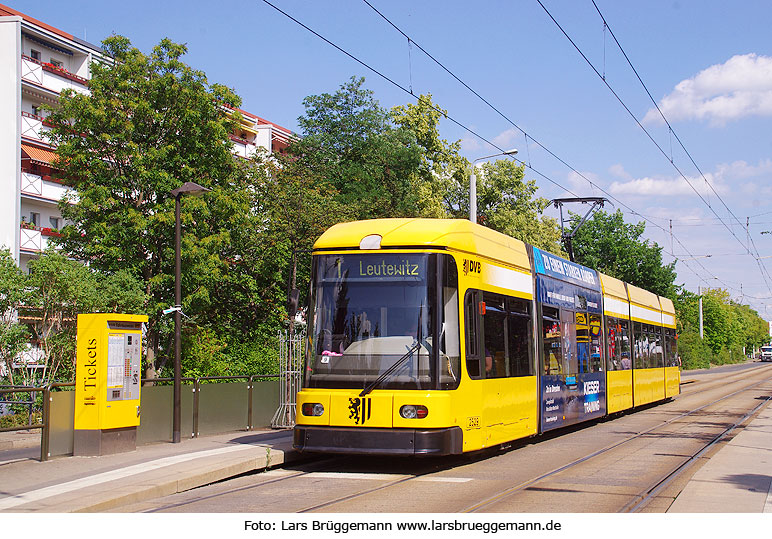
294,219,679,455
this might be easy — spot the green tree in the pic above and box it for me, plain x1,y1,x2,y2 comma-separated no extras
0,248,30,385
673,286,769,369
43,36,246,376
20,251,147,384
291,77,423,219
571,209,676,297
472,159,564,253
390,94,465,218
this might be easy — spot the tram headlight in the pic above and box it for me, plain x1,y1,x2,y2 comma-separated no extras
302,403,325,416
399,405,428,419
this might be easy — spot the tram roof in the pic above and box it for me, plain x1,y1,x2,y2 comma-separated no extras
313,218,531,271
598,272,627,300
659,296,675,315
627,282,661,311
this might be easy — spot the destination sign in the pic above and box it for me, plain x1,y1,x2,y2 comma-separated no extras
317,254,426,282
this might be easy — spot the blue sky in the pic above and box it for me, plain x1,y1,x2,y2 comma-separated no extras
17,0,772,324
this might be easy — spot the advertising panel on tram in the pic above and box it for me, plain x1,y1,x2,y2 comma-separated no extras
533,248,606,432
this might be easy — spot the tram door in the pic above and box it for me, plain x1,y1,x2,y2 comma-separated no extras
466,289,536,448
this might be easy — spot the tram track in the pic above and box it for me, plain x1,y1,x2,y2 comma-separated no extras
297,365,772,513
461,367,772,513
128,363,772,513
622,390,772,513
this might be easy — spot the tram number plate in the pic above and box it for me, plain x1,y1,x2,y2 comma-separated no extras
467,416,481,429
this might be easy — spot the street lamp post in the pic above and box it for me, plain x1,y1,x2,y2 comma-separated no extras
170,181,210,443
469,149,518,223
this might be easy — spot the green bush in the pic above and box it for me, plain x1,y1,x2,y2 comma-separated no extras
0,411,41,429
677,330,712,370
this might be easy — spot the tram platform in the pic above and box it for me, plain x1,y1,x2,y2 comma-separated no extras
0,401,770,513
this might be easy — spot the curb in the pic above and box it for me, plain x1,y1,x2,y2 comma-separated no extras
0,433,40,451
75,442,302,513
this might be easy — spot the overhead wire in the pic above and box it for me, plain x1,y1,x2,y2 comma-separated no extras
589,0,772,291
259,0,760,300
357,0,753,295
536,0,772,295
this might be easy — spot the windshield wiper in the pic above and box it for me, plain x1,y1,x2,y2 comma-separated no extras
359,341,420,397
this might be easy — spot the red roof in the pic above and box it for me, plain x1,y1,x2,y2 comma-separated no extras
0,3,75,41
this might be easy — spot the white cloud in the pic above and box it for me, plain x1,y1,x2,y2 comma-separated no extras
608,175,719,196
493,128,519,149
644,54,772,126
567,170,602,194
460,137,481,151
609,164,633,181
608,159,772,198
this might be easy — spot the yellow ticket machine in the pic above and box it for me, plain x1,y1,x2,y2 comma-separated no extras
74,313,148,456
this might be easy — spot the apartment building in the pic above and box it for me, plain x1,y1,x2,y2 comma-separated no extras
0,3,295,273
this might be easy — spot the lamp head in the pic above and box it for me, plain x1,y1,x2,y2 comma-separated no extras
171,181,211,197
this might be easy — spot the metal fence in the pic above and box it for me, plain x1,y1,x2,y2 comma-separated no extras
1,374,283,461
271,329,304,428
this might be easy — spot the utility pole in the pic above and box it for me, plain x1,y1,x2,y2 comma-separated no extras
698,285,704,340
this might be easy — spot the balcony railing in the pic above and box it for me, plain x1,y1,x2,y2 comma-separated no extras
20,226,42,252
20,172,71,202
21,55,88,95
21,111,53,142
19,226,61,252
230,134,256,158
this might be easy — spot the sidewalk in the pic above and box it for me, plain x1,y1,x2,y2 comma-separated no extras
0,399,770,513
0,428,299,512
667,398,772,513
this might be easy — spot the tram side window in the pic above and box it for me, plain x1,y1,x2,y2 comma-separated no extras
665,328,678,367
466,289,534,379
542,306,562,375
440,256,461,388
561,309,577,374
465,291,481,378
619,319,631,370
576,311,590,374
481,292,534,378
589,313,603,372
651,326,664,368
482,292,507,378
507,296,533,377
634,322,649,369
605,316,619,371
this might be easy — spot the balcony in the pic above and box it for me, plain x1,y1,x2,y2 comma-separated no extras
20,172,71,202
21,111,53,142
21,55,89,95
19,225,61,253
230,135,257,158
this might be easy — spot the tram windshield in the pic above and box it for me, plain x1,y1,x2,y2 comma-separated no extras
305,253,460,390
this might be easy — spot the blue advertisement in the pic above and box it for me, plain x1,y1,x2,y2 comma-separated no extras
537,275,602,314
533,247,601,292
541,372,606,432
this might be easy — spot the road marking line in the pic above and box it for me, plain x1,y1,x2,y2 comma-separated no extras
0,443,258,511
306,472,407,481
300,471,472,483
416,476,473,483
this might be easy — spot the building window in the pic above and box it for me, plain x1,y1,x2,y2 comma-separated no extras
30,212,40,226
30,49,41,60
49,217,60,229
50,58,63,68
